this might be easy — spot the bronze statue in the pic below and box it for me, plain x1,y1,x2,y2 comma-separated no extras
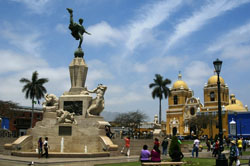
66,8,91,49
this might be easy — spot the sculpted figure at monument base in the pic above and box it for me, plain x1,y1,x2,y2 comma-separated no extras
56,109,77,125
42,94,59,112
87,84,107,117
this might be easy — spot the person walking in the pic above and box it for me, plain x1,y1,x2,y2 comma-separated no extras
41,137,49,158
154,138,160,148
206,139,211,152
161,137,169,155
243,138,247,152
121,136,130,156
140,145,151,163
192,138,200,158
229,140,239,166
37,137,43,158
151,145,161,162
238,137,243,156
213,140,219,157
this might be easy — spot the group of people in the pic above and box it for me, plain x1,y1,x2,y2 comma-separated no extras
37,137,49,158
139,138,165,163
139,137,183,163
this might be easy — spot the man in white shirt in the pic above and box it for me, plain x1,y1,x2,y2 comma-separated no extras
192,138,200,158
42,137,49,158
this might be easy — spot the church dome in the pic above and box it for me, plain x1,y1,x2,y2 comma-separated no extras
172,73,189,90
236,99,244,106
225,104,247,112
229,94,244,106
207,75,225,85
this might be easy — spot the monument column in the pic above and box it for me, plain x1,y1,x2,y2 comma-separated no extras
69,56,88,94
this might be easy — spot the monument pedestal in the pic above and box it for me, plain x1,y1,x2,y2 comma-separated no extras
68,57,88,95
59,94,91,117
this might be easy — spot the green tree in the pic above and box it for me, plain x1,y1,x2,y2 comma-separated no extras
20,71,48,128
149,74,171,123
0,100,19,119
114,110,147,133
186,113,216,138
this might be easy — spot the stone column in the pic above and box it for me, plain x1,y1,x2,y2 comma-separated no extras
69,57,88,94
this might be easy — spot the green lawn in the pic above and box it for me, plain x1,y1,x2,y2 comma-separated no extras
95,158,249,166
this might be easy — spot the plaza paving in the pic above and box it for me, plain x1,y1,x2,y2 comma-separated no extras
0,152,218,166
1,150,249,166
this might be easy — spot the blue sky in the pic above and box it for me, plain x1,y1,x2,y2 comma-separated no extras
0,0,250,121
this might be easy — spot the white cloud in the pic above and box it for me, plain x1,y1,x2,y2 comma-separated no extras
85,59,114,88
55,24,68,34
0,27,43,57
184,61,212,86
146,55,182,73
107,85,125,94
106,91,149,106
12,0,51,14
0,50,48,74
0,66,70,107
86,21,123,46
165,0,250,51
207,22,250,59
126,0,183,51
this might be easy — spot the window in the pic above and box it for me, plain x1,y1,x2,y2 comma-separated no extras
174,95,178,105
190,107,195,115
210,92,215,101
37,114,41,119
202,123,207,129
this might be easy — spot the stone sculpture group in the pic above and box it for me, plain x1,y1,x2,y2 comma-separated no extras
42,83,107,124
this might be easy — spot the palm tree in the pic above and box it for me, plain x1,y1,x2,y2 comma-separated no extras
20,71,48,128
149,74,171,123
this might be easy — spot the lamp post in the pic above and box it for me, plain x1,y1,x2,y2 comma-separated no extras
213,58,228,166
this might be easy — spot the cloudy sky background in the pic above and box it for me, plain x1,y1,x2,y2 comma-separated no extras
0,0,250,121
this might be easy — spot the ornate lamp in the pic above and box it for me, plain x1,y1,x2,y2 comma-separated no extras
213,58,228,166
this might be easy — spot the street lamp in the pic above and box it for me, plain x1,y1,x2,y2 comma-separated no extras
213,58,228,166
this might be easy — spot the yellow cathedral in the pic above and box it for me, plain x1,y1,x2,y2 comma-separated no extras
166,73,248,138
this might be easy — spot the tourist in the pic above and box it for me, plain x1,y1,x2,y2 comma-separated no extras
192,138,200,158
238,137,243,156
161,137,169,155
37,137,43,158
41,137,49,158
213,140,219,157
206,139,211,152
243,138,247,152
151,145,161,162
140,145,151,163
121,136,130,156
229,140,239,166
154,138,160,148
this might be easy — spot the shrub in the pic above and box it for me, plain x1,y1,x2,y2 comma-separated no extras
169,136,181,157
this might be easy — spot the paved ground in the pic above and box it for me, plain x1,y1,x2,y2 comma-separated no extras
0,154,140,166
0,151,249,166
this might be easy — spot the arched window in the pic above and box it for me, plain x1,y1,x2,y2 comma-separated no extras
174,95,178,105
210,92,215,101
190,107,195,115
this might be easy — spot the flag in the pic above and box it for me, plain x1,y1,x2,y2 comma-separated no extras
38,100,40,105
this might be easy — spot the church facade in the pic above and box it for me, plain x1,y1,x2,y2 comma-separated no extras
166,73,248,138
